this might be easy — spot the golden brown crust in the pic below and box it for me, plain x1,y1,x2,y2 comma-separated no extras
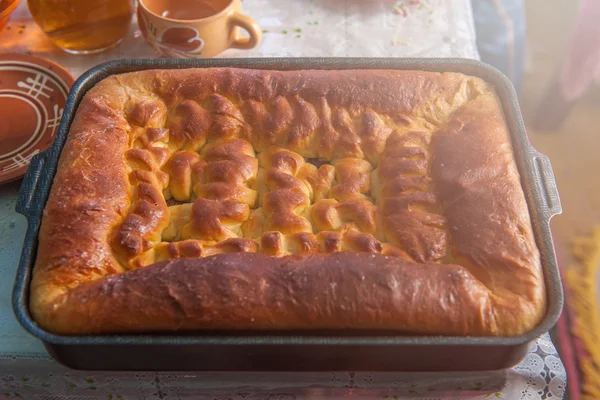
39,253,497,335
31,68,545,336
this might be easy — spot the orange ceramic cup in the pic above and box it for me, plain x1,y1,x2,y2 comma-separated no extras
137,0,261,58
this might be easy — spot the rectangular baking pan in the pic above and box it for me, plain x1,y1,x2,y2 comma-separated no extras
12,58,563,371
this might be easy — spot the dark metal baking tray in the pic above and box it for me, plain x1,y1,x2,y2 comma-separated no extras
12,58,563,371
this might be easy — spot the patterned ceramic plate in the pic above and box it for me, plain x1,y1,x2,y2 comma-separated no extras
0,53,74,184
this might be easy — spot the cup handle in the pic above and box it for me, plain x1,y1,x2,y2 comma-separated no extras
229,12,262,50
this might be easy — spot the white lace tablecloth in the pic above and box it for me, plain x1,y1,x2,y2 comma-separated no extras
0,1,566,399
1,0,479,75
0,334,566,400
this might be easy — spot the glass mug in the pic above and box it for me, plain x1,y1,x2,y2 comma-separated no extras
28,0,134,54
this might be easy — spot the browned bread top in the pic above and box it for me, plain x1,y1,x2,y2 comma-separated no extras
31,68,545,336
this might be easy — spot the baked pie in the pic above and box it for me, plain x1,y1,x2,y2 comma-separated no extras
31,68,545,336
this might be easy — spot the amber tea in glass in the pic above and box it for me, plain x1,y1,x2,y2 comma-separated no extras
28,0,134,54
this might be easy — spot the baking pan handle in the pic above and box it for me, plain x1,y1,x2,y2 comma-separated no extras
531,151,562,218
16,152,46,218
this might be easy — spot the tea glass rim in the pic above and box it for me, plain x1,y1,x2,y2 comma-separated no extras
1,0,21,19
138,0,236,23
